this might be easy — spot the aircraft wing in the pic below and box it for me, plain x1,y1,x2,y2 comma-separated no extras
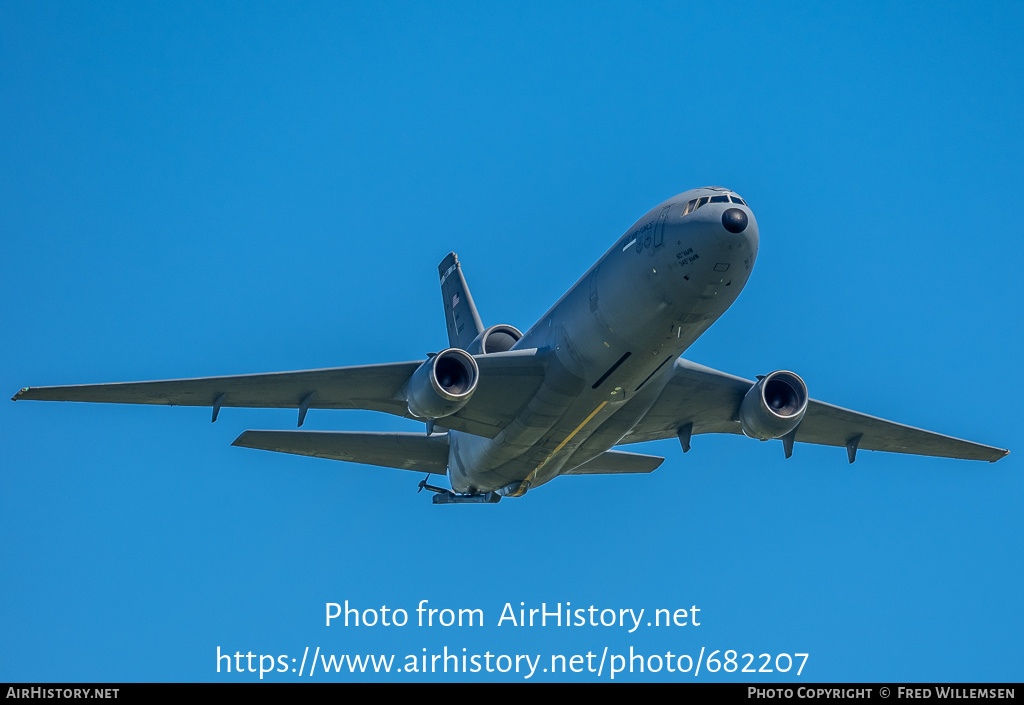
620,359,1009,462
11,348,549,439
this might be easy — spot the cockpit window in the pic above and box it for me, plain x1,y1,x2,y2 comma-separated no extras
682,196,712,216
682,194,748,217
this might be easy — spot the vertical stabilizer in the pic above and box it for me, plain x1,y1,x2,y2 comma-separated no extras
438,252,485,350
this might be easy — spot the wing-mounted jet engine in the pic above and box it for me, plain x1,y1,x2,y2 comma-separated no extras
405,348,479,419
739,370,809,440
466,324,523,355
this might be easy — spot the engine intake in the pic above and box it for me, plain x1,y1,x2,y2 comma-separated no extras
466,324,523,355
739,370,808,440
406,348,480,419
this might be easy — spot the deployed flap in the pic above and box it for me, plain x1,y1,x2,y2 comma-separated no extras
233,430,449,474
620,358,1009,462
438,252,484,350
563,449,664,475
13,347,550,440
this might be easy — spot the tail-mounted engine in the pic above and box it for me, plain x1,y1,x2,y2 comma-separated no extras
406,348,480,419
466,324,522,355
739,370,808,440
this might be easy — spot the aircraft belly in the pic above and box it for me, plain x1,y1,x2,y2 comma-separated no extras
448,361,676,493
533,227,752,379
447,355,590,492
448,194,760,495
452,220,756,495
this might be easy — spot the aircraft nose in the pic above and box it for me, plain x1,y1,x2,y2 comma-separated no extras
722,208,748,234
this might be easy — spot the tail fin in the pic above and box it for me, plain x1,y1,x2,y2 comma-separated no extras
438,252,484,350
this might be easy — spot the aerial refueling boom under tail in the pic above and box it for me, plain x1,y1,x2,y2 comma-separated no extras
13,187,1009,503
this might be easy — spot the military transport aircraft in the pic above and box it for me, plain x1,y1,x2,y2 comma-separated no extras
13,187,1009,503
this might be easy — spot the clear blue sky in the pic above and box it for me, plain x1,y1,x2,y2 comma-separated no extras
3,1,1021,682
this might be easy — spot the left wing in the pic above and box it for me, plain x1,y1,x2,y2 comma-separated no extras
12,362,418,415
621,359,1009,462
12,349,549,439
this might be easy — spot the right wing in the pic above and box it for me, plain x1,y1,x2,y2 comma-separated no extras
621,358,1009,462
12,348,549,439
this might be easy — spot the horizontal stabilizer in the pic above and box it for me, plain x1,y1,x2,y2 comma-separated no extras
232,430,450,474
563,449,664,475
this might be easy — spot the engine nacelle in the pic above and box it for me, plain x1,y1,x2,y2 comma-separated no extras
466,324,523,355
406,348,480,419
739,370,809,440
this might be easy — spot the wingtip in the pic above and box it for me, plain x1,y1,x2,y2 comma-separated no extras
11,387,29,402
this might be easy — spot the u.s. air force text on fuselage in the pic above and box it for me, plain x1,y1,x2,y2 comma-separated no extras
13,187,1008,503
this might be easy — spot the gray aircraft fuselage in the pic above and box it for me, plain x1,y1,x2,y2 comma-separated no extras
448,187,757,495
